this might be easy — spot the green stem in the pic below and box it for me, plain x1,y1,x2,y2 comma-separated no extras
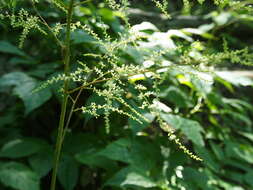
50,1,75,190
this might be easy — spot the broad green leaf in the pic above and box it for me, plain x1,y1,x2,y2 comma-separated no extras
209,141,224,160
79,7,92,15
98,137,160,172
0,162,40,190
214,12,232,26
75,149,118,171
225,159,252,172
237,131,253,142
0,41,26,56
123,46,144,63
28,148,53,178
191,72,213,96
98,138,131,163
105,167,157,188
182,28,215,39
0,72,52,115
223,170,244,183
0,111,16,128
216,72,253,87
0,138,48,158
244,171,253,186
128,102,155,134
58,155,79,190
161,114,204,146
159,86,193,108
98,8,114,20
225,141,253,164
129,138,161,171
63,133,101,154
71,30,95,44
131,22,158,33
215,76,234,92
221,110,252,126
194,145,220,171
182,167,210,189
167,29,193,41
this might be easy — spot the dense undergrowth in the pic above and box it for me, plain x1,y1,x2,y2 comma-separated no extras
0,0,253,190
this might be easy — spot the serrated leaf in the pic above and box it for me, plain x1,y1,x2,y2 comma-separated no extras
58,155,79,190
0,138,48,158
161,114,204,146
0,162,40,190
0,72,52,115
105,167,157,188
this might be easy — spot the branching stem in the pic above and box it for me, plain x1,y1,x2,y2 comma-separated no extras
31,1,63,48
50,1,75,190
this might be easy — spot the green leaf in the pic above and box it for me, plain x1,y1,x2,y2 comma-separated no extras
209,141,224,160
75,149,118,171
221,110,252,126
98,138,131,163
225,141,253,164
28,148,53,178
237,131,253,142
0,138,48,158
225,159,252,172
182,167,210,189
216,71,253,87
105,167,157,188
0,72,52,115
0,41,26,56
161,114,205,146
58,155,79,190
0,162,40,190
194,145,220,171
131,22,158,32
71,30,95,44
63,133,101,154
159,86,193,108
214,12,232,26
75,146,117,170
98,137,160,172
223,170,244,184
191,72,213,96
98,8,114,20
244,171,253,186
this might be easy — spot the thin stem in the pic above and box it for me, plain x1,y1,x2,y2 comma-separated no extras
50,1,75,190
67,77,114,94
74,0,92,6
61,88,83,142
31,1,63,48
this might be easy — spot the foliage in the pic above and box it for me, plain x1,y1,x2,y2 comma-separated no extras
0,0,253,190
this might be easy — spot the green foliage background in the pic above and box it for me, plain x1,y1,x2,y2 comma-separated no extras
1,0,253,190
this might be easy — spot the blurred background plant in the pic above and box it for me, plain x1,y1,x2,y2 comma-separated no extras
0,0,253,190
